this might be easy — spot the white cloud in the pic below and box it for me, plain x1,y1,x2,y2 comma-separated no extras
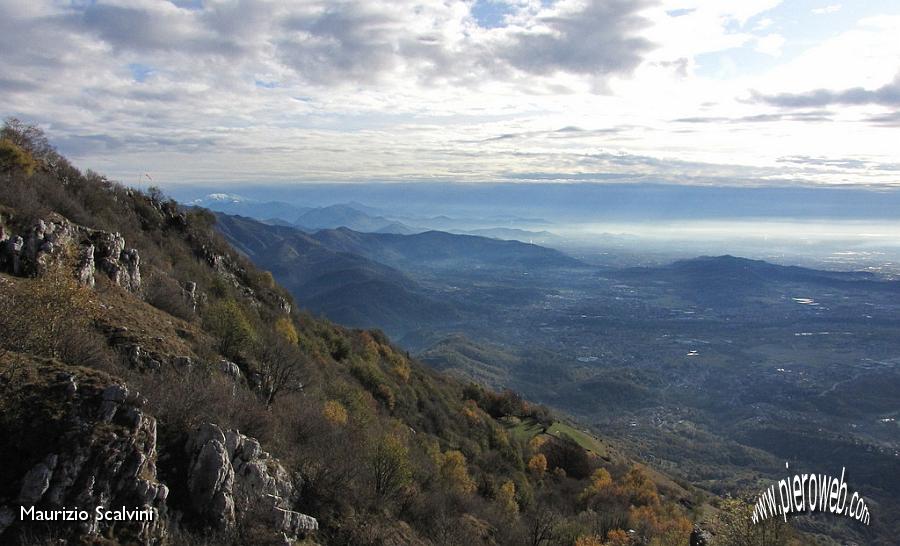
0,0,897,188
755,33,785,56
812,4,841,15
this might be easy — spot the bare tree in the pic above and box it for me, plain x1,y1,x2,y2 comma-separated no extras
2,117,58,166
254,331,305,409
525,508,558,546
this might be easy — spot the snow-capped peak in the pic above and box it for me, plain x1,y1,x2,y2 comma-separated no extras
194,193,246,204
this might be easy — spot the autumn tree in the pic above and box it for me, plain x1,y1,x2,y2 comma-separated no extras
274,316,299,345
369,431,413,502
438,450,476,495
0,138,37,177
322,400,349,426
527,453,548,477
605,529,631,546
629,504,692,546
580,467,614,504
0,258,97,362
1,117,63,173
204,298,256,360
574,535,603,546
495,480,519,517
713,497,793,546
620,466,660,507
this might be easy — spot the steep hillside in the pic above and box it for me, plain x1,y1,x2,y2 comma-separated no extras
215,213,458,337
0,120,775,545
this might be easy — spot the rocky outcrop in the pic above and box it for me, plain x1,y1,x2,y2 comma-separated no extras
690,524,712,546
92,229,141,291
185,423,317,542
0,367,317,546
201,246,292,315
0,215,141,291
219,359,243,380
0,235,23,276
0,371,167,544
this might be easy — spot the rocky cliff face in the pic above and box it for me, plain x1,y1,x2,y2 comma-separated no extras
0,364,166,543
0,214,141,291
185,423,317,540
0,361,316,545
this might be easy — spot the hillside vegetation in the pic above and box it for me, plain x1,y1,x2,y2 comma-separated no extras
0,119,800,546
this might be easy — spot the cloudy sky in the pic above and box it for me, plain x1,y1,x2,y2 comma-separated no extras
2,0,899,187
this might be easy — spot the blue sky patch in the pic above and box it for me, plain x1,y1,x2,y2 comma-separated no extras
471,0,513,29
666,8,695,18
128,63,154,82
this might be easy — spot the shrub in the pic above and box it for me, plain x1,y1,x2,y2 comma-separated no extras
323,400,349,426
203,299,256,360
527,454,547,477
0,261,98,364
574,535,603,546
145,273,195,321
0,138,37,176
275,317,299,345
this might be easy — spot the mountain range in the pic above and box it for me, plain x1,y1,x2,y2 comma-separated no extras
215,214,584,338
191,193,562,243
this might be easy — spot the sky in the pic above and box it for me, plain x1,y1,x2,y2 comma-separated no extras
1,0,899,188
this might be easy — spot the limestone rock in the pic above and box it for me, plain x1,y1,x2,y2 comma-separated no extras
219,359,243,380
18,455,57,505
0,216,141,291
690,525,712,546
1,373,167,544
185,423,318,540
187,431,236,528
0,235,24,275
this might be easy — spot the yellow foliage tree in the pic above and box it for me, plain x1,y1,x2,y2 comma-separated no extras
581,467,614,503
359,331,380,363
204,298,256,360
528,435,548,452
714,497,794,546
370,431,413,501
0,258,97,361
462,399,483,425
388,351,411,382
574,535,604,546
0,138,37,176
275,316,299,345
323,400,349,426
605,529,631,546
439,450,476,495
620,466,660,507
527,453,547,477
496,480,519,517
629,504,692,546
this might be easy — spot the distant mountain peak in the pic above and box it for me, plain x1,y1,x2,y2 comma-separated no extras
200,192,247,203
